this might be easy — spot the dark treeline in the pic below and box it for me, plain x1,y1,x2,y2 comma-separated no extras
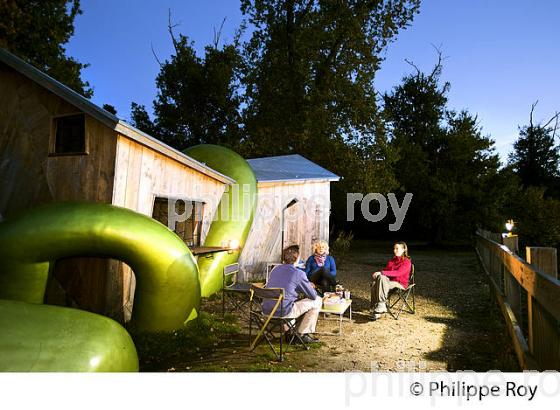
2,0,560,248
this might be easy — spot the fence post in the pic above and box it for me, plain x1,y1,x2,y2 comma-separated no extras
526,247,558,280
503,235,519,254
525,246,559,366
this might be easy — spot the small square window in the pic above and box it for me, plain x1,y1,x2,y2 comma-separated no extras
53,114,86,154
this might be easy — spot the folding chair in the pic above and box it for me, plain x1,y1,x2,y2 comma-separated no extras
248,285,309,361
386,263,416,320
222,263,251,317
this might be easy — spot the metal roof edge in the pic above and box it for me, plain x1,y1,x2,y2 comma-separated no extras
247,153,341,182
257,176,340,184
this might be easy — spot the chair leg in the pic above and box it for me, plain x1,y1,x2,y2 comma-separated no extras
222,290,226,317
387,291,403,320
249,311,252,347
402,292,414,314
386,292,396,319
286,320,309,350
279,322,284,361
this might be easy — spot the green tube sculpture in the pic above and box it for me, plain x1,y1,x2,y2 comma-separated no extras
0,145,256,371
184,144,258,297
0,202,200,332
0,299,138,371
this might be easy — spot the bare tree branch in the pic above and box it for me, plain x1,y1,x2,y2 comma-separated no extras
552,114,559,139
428,44,447,79
529,100,538,129
404,58,421,75
213,17,227,49
404,45,447,79
542,111,560,129
151,43,162,67
168,9,181,53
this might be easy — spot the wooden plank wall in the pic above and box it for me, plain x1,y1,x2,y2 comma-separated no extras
111,135,227,321
0,63,117,214
239,180,331,280
0,63,117,314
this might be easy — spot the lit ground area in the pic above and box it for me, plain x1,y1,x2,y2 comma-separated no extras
135,240,519,372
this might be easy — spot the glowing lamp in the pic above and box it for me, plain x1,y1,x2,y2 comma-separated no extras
228,239,240,253
505,219,515,237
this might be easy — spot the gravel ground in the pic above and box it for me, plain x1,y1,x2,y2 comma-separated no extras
140,240,519,372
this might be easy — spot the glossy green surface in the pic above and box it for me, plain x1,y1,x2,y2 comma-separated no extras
185,144,258,296
0,145,257,371
0,202,200,332
0,299,138,372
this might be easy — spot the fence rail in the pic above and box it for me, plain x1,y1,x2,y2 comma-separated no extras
475,229,560,370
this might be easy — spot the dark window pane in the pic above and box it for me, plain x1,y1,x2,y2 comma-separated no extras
54,114,86,154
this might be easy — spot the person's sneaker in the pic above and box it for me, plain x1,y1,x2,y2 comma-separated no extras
374,302,387,313
371,313,382,321
292,333,320,344
300,334,320,344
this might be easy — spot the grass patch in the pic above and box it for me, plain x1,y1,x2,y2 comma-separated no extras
133,311,242,371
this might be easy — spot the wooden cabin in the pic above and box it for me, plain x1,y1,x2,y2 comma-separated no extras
0,49,234,321
240,155,340,279
0,48,340,319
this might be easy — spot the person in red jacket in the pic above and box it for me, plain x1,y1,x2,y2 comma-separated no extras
370,242,412,320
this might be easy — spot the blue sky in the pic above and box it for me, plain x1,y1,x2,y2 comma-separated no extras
67,0,560,164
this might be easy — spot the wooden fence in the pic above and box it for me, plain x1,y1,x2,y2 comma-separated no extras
475,229,560,370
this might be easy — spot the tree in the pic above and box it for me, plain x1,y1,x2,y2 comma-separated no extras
505,185,560,251
131,16,243,151
239,0,420,158
508,102,560,198
237,1,420,235
383,55,502,242
130,103,157,135
102,104,117,115
0,0,92,97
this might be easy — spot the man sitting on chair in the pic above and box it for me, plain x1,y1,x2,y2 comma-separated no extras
264,245,322,343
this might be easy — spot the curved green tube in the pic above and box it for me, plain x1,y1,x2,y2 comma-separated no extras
0,299,138,371
0,202,200,332
185,144,258,297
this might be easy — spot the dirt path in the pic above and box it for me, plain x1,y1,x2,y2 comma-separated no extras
138,240,519,372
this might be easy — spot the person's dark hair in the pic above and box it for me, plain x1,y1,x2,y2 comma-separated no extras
395,241,410,258
282,245,300,264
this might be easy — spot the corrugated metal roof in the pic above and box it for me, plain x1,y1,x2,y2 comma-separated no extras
0,48,235,185
247,154,340,183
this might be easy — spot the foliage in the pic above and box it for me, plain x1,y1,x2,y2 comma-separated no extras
383,57,502,242
102,104,117,115
504,186,560,250
130,2,421,236
131,20,243,151
239,0,420,156
238,0,420,232
0,0,92,97
130,102,157,135
329,230,354,268
508,104,560,198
